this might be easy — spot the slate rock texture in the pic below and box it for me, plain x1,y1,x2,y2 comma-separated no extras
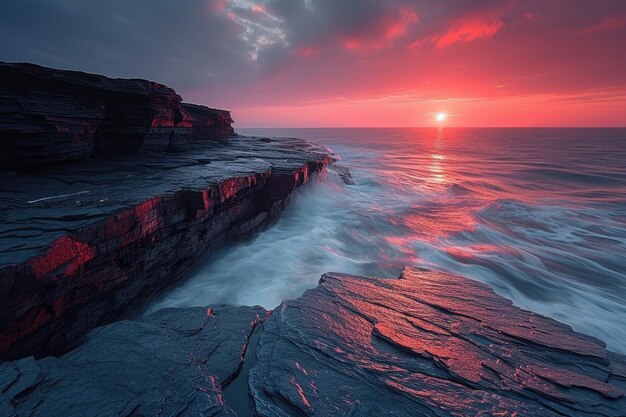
0,305,267,417
250,267,626,417
0,61,234,169
1,268,625,416
0,136,332,360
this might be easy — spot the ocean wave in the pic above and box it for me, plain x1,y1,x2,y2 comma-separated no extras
151,127,626,354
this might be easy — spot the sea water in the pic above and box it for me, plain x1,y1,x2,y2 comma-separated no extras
150,128,626,354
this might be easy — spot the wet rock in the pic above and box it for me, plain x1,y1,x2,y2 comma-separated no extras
329,163,354,185
0,61,234,169
0,305,267,417
0,136,332,360
250,267,626,416
2,268,624,416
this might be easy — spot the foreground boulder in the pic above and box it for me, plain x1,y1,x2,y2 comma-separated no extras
0,136,332,360
0,305,267,417
0,61,234,169
250,268,626,416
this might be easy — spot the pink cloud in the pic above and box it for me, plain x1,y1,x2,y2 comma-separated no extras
407,37,427,50
523,12,538,21
383,8,419,43
292,46,319,58
251,4,265,14
341,7,419,51
580,15,626,35
435,9,506,48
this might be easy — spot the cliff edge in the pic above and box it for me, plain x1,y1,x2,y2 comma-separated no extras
0,62,234,169
0,63,332,360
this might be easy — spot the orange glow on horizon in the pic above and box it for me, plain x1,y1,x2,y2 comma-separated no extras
178,1,626,128
225,91,626,128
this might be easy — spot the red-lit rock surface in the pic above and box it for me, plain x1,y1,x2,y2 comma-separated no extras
0,305,267,417
0,136,332,360
2,268,624,416
250,268,626,416
0,62,234,169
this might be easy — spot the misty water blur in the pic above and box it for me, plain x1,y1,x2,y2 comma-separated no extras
149,128,626,353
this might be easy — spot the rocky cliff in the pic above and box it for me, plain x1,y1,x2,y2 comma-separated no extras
1,269,624,416
0,136,331,360
0,62,234,169
0,63,331,359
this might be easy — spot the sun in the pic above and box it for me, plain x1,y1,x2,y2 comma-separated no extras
435,112,447,122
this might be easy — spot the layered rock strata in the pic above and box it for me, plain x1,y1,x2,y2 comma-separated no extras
2,269,624,416
251,268,626,416
0,136,332,359
0,62,234,169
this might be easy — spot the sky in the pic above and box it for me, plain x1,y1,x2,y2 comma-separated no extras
1,0,626,127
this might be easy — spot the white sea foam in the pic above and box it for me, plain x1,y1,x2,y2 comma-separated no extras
149,128,626,353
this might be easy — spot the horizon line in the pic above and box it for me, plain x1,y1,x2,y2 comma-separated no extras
235,126,626,129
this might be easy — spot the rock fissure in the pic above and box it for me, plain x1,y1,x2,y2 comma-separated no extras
249,268,626,417
1,269,625,416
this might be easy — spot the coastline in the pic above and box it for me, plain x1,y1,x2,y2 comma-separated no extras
1,63,625,416
0,62,333,359
2,268,625,416
0,135,332,359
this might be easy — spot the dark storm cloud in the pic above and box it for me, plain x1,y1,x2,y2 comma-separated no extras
0,0,428,101
0,0,254,94
0,0,460,84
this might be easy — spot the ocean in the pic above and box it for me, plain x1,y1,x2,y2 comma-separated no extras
150,128,626,354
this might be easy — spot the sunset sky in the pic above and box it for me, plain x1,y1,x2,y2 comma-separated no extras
2,0,625,127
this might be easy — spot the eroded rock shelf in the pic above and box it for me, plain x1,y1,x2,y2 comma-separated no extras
0,62,333,361
2,269,624,416
251,268,626,416
0,135,332,360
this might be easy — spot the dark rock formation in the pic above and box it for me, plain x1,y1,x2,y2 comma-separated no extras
4,61,623,417
0,305,267,417
0,136,332,360
182,103,234,145
0,62,234,169
250,268,626,416
2,268,624,416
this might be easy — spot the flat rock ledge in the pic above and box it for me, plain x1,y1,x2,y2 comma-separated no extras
2,268,624,416
0,135,332,360
252,267,626,416
1,305,267,417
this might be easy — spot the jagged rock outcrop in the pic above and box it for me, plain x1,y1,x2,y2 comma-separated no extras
0,62,234,169
2,268,624,416
0,305,267,417
250,268,626,416
0,136,332,360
